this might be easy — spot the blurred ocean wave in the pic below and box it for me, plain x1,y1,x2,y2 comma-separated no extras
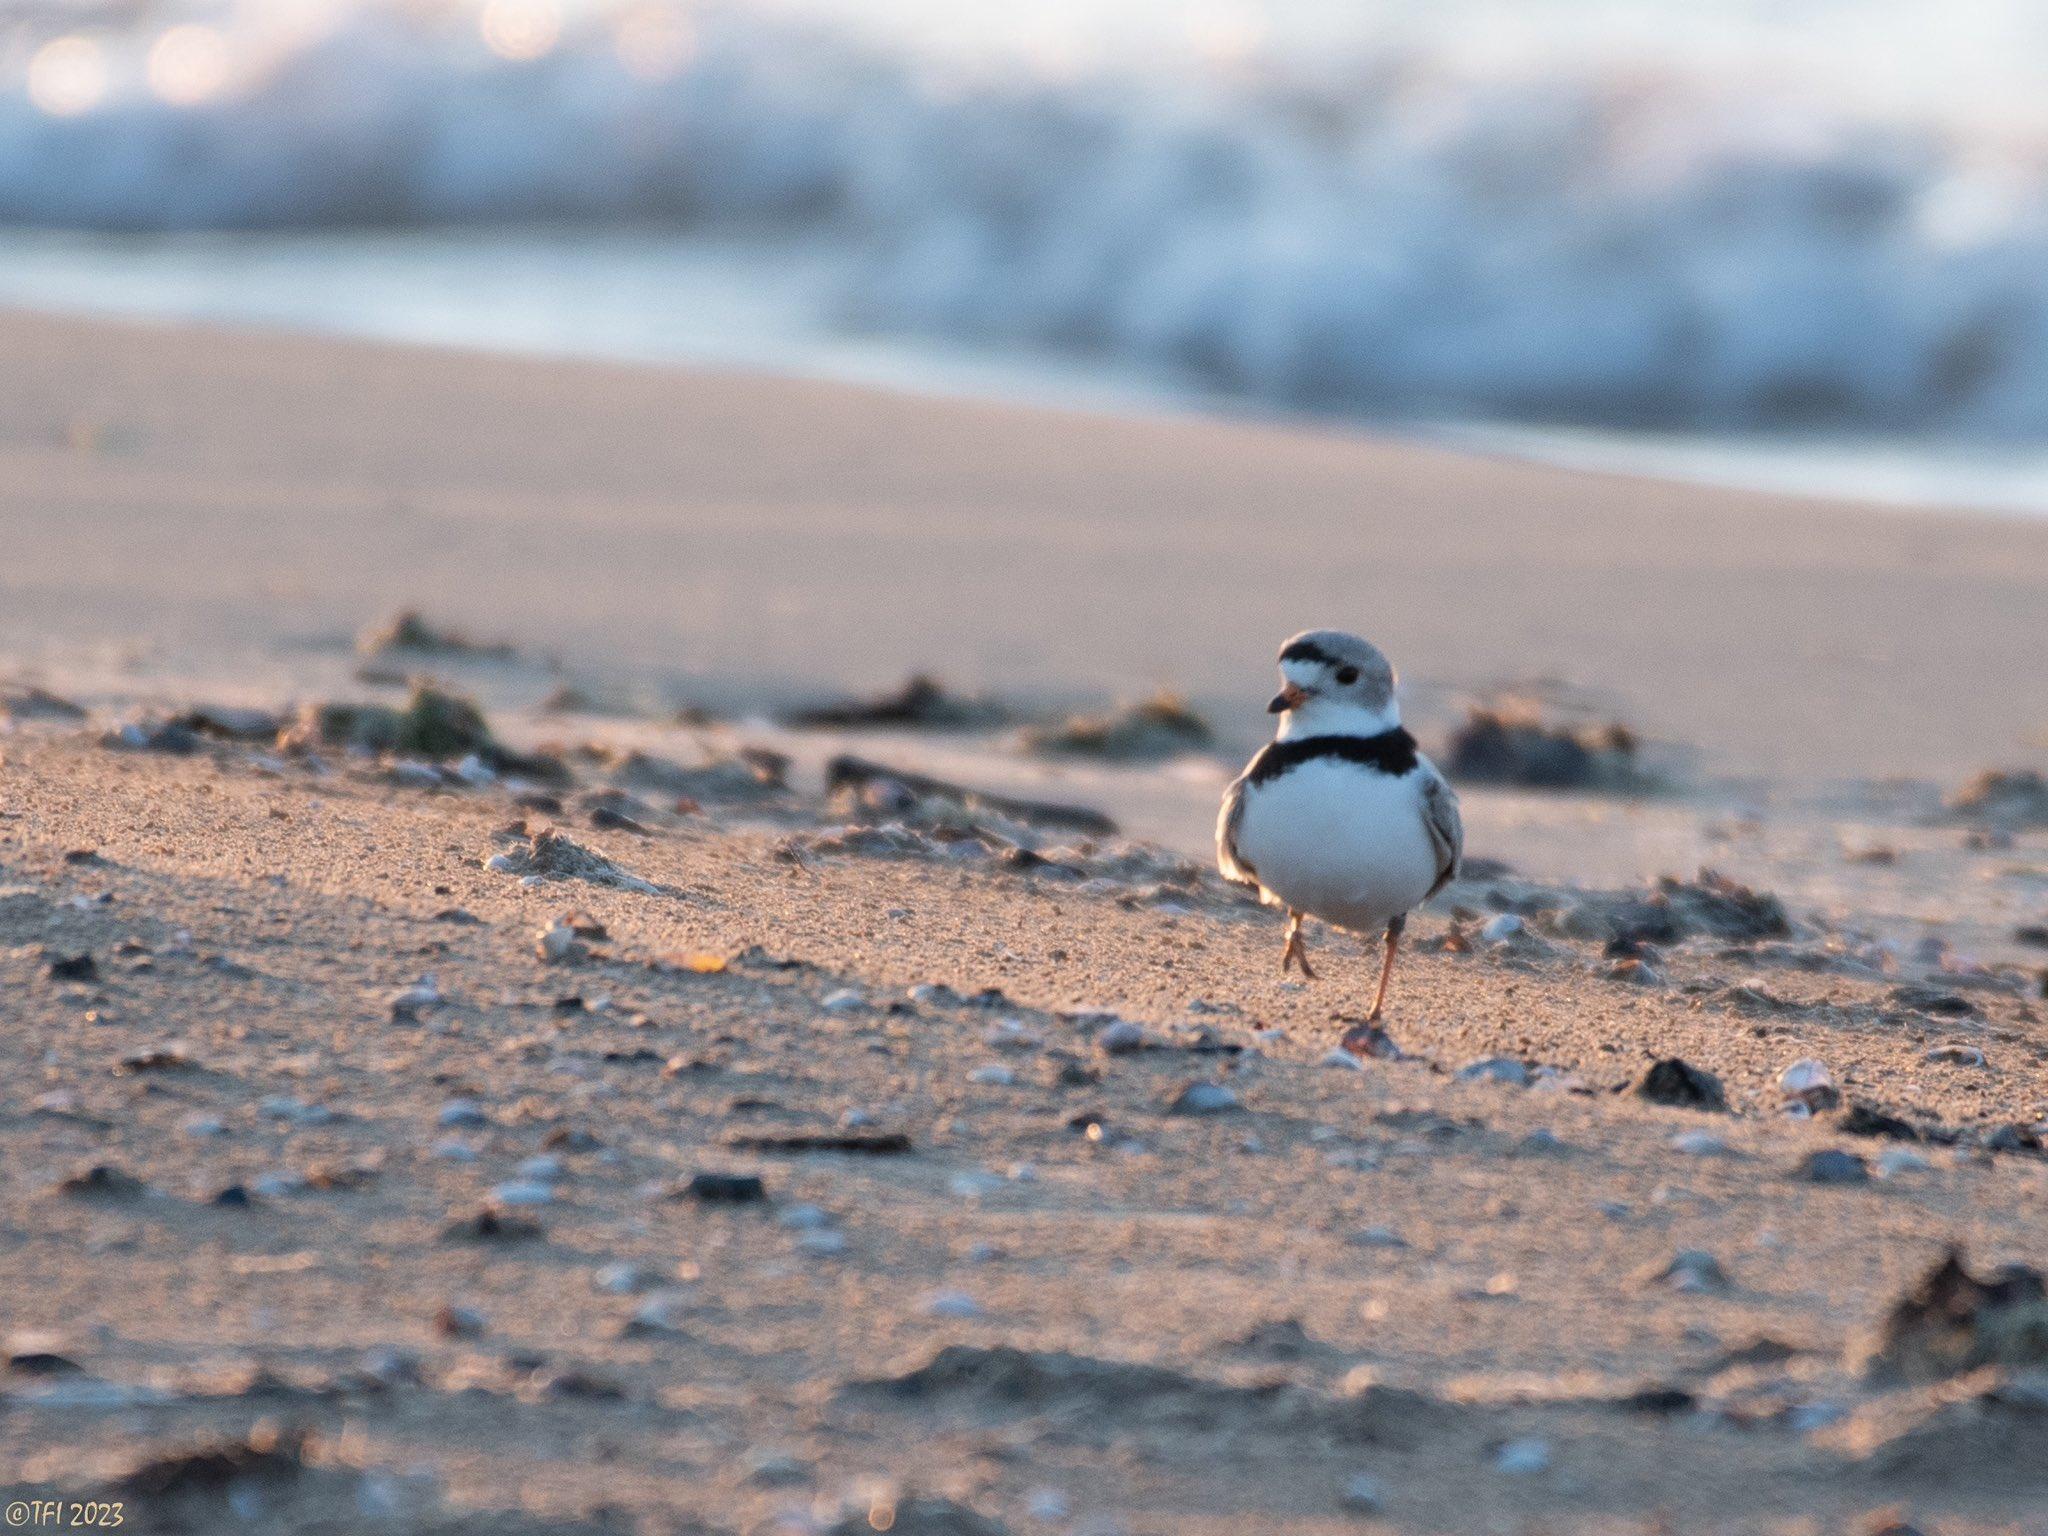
5,0,2048,437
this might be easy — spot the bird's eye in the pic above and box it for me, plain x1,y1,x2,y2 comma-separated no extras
1335,666,1360,686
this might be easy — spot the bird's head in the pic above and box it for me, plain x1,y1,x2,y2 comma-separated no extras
1268,629,1400,739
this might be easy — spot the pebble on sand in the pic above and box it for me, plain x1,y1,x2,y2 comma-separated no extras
490,1181,554,1207
536,919,589,965
1875,1147,1931,1177
1777,1058,1840,1113
1339,1473,1387,1513
1797,1149,1870,1185
388,975,444,1023
1478,914,1525,945
1643,1249,1731,1293
441,1208,543,1242
1168,1082,1241,1115
1096,1019,1152,1054
742,1451,811,1488
1493,1439,1552,1475
1921,1043,1988,1067
1457,1057,1530,1087
434,1304,487,1338
1633,1058,1728,1112
681,1172,768,1204
594,1263,658,1295
1348,1226,1407,1249
1670,1130,1732,1157
622,1293,688,1336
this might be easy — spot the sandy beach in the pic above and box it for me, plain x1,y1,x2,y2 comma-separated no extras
3,310,2048,1535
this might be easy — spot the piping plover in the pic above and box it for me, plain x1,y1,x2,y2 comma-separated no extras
1218,630,1463,1019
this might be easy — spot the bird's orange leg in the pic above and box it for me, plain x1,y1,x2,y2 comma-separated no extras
1366,914,1407,1020
1281,910,1317,979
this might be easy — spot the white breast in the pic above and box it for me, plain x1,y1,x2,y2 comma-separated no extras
1235,760,1439,933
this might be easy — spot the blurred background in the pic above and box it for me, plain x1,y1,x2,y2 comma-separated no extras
4,0,2047,510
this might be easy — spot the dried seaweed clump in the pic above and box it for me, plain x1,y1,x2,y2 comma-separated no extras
488,828,660,895
0,684,87,723
1558,869,1789,946
827,754,1116,836
1444,699,1652,792
782,674,1010,730
1853,1247,2048,1384
356,609,517,660
283,684,566,782
580,742,787,802
1022,692,1214,761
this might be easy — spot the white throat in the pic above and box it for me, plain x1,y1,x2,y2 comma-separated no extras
1276,697,1402,742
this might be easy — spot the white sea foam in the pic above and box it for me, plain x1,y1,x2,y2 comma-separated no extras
5,0,2048,435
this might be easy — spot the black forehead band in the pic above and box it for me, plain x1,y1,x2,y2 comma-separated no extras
1278,639,1344,668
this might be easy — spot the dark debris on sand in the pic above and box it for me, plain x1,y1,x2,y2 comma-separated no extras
1557,869,1791,947
681,1171,768,1203
1020,691,1214,761
1632,1058,1728,1112
827,755,1117,836
55,1164,148,1200
577,742,788,803
99,715,204,754
171,704,285,742
441,1207,544,1243
843,1342,1458,1446
1443,697,1654,792
283,683,568,783
0,683,87,723
356,609,518,660
727,1131,913,1155
487,828,661,894
783,674,1010,730
1855,1248,2048,1384
110,1426,311,1498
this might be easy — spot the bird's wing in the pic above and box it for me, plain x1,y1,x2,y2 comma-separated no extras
1419,763,1464,900
1216,769,1260,888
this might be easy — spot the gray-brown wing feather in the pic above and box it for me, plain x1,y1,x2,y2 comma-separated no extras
1216,772,1258,887
1420,765,1464,899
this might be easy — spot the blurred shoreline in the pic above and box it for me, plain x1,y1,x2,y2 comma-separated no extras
10,1,2048,498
